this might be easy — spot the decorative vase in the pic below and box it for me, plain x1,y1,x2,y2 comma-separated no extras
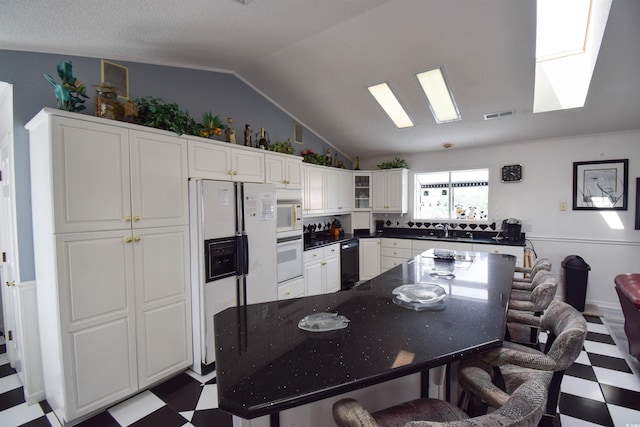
94,83,124,120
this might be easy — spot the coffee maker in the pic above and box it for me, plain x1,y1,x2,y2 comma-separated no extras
375,220,385,235
501,218,522,241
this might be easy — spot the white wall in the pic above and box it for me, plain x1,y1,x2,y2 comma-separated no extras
360,130,640,310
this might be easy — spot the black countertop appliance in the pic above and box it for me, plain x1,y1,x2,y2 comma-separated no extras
502,218,522,241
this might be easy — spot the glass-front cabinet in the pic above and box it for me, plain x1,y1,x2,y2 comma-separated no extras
354,172,371,210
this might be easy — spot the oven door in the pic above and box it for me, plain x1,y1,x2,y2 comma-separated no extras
276,235,303,283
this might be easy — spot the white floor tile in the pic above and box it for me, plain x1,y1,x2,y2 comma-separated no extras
186,369,216,385
586,322,609,335
0,353,8,365
583,340,625,358
180,410,194,421
593,366,640,392
607,403,640,427
0,336,5,345
559,413,607,427
575,351,591,365
195,383,219,411
0,373,22,394
0,401,45,426
47,411,63,427
108,390,165,426
560,375,605,402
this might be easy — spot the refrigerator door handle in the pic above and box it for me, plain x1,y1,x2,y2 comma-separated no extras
242,234,249,275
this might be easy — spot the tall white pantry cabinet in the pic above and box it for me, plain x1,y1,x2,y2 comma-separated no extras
27,109,192,424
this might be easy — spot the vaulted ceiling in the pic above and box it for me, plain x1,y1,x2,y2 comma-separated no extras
2,0,639,159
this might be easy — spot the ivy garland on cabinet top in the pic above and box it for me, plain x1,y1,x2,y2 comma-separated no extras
377,157,408,169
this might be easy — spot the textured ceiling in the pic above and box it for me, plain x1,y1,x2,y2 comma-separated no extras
1,0,639,159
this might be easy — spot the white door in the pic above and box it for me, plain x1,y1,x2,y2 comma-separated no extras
0,126,19,367
265,154,286,187
51,117,131,233
285,159,302,188
129,130,189,229
201,180,236,240
133,226,191,388
233,150,265,183
304,260,323,296
359,239,381,280
242,183,277,304
372,171,387,211
323,255,341,293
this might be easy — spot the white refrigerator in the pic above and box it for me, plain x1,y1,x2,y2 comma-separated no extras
189,179,277,374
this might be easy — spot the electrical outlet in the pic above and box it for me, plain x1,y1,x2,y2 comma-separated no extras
560,201,567,211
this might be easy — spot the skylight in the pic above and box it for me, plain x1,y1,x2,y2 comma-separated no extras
416,67,461,123
533,0,612,113
367,83,415,129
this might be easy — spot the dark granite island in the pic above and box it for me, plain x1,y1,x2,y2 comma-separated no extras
214,251,515,425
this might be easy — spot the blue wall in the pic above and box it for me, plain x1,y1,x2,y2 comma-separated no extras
0,49,349,281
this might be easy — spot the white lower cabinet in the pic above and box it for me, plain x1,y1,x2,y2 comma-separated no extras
304,244,340,296
380,238,413,272
278,276,306,300
359,238,380,280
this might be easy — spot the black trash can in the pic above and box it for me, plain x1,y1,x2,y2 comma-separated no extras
561,255,591,311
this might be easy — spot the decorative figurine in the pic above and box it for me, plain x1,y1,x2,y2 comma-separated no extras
225,117,236,144
244,124,252,146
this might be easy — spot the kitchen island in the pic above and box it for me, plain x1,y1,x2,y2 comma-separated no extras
214,250,515,425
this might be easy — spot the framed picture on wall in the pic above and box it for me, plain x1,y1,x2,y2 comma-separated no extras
573,159,628,210
293,123,303,144
101,59,129,99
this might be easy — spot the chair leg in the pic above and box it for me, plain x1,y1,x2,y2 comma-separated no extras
466,395,489,417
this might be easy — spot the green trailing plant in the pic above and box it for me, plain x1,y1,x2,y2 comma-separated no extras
133,97,199,136
43,61,88,112
268,139,295,154
302,153,331,166
377,156,408,169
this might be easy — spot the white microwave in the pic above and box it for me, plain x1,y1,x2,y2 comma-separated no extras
276,201,302,234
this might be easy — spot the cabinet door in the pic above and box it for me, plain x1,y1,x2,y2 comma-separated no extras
305,259,323,296
133,226,192,388
233,149,265,183
386,169,407,213
265,154,286,187
187,139,232,180
303,165,324,215
130,131,189,229
323,255,341,294
285,158,303,188
57,231,137,419
359,239,380,280
353,173,371,210
324,169,340,213
339,170,353,212
52,117,131,233
371,171,388,211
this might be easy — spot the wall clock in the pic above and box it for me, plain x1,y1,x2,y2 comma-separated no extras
501,164,523,182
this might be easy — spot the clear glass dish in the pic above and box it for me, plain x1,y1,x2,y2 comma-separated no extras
392,283,447,311
298,312,350,332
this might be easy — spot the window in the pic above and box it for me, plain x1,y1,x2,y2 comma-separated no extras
414,169,489,221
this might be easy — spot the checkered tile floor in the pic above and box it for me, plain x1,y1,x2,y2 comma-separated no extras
1,314,639,426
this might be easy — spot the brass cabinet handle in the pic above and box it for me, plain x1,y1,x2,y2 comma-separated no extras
124,216,132,222
233,171,238,175
6,281,15,287
134,236,141,242
125,237,133,243
227,170,234,176
133,216,140,222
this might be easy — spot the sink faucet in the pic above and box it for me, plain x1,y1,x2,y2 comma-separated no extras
466,232,473,239
435,223,449,237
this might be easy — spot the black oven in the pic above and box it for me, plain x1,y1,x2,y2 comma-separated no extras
340,238,360,290
204,237,239,282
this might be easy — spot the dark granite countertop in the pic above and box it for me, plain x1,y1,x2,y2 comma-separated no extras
378,227,526,247
304,232,357,250
214,250,515,419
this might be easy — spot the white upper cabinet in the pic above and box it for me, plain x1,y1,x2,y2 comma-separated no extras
302,164,325,215
372,168,408,214
46,116,188,234
323,168,353,214
187,139,265,183
265,153,302,189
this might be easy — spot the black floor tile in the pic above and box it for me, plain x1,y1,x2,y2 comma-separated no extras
190,408,233,427
558,392,613,426
0,344,6,354
0,387,26,411
588,353,633,373
584,315,603,324
565,362,597,381
74,411,120,427
38,400,53,415
130,405,188,427
600,383,640,411
0,363,17,378
586,331,616,345
19,416,51,427
150,373,203,412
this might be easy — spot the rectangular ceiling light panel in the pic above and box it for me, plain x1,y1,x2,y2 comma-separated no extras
534,0,612,113
416,67,461,123
367,83,415,128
